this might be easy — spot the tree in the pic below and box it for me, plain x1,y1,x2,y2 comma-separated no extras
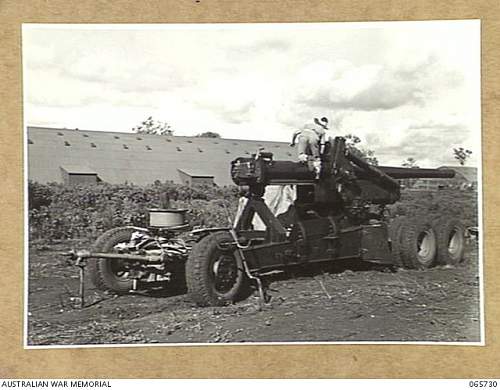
132,116,173,136
196,131,221,138
453,147,472,166
344,134,379,166
402,157,419,168
401,157,419,188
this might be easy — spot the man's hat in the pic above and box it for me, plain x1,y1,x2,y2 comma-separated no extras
314,117,329,129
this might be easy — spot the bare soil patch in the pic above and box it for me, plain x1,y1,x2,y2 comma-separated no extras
27,239,481,346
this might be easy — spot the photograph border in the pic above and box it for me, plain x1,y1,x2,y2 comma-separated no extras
21,21,485,350
1,0,498,379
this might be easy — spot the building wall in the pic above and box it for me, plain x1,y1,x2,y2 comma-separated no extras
177,170,191,185
191,177,214,186
63,173,98,186
178,169,214,186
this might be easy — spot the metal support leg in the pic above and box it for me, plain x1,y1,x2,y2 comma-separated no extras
77,258,85,309
242,261,269,310
229,228,270,309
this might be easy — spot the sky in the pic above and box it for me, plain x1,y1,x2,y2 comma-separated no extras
22,21,481,167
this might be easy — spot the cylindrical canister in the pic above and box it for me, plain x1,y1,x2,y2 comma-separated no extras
148,208,188,228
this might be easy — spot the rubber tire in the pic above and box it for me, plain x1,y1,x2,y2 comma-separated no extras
435,218,466,265
88,227,136,293
186,231,247,307
400,218,438,269
388,216,408,267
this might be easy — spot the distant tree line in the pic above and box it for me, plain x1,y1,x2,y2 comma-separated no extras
132,116,221,139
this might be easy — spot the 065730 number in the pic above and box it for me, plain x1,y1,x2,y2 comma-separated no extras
469,381,498,388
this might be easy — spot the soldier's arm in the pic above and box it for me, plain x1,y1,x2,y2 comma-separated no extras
290,129,301,146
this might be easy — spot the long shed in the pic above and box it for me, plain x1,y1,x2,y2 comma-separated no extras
27,126,294,186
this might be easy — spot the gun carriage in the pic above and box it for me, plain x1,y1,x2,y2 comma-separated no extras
66,137,465,307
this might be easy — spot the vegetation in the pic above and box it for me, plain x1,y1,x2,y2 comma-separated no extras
401,157,419,188
402,157,419,168
132,116,173,136
195,131,221,138
387,187,478,228
28,181,239,241
344,134,379,166
453,147,472,166
29,180,478,242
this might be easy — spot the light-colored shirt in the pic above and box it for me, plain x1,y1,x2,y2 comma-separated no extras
292,123,327,144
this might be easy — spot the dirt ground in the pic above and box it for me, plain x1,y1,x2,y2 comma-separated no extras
26,238,482,346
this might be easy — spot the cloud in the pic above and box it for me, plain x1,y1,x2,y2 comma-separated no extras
23,23,479,167
195,98,255,124
190,73,262,124
407,119,467,132
250,38,291,53
294,62,428,112
62,56,188,93
24,43,57,70
24,67,163,109
374,120,471,167
328,111,350,131
228,38,291,59
290,54,465,114
223,102,256,124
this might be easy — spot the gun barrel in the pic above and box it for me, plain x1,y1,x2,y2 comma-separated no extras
378,166,455,179
231,154,455,188
231,157,315,187
266,161,316,183
346,152,400,190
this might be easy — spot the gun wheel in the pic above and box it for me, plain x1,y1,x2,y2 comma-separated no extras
87,227,137,293
434,218,466,265
186,231,247,306
400,218,438,269
388,216,409,267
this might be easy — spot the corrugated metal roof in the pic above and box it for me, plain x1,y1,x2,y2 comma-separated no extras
60,165,97,175
177,168,214,178
27,127,295,186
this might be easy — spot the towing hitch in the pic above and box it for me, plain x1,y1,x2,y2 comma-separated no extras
61,249,164,308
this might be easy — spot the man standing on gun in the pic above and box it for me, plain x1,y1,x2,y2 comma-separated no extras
290,116,329,179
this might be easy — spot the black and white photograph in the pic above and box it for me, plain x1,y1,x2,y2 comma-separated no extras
23,20,482,347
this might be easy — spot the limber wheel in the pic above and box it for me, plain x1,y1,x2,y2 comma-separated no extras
87,227,137,294
400,218,438,269
435,218,466,265
186,231,247,306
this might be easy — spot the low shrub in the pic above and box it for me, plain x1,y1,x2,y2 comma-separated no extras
28,181,54,210
28,182,479,242
28,181,239,241
387,188,478,227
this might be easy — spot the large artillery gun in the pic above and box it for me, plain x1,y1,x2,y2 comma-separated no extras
185,136,465,306
65,136,466,308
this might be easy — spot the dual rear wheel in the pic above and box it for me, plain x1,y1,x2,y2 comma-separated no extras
389,216,466,269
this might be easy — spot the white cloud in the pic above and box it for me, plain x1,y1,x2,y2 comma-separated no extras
23,21,480,166
290,55,461,112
